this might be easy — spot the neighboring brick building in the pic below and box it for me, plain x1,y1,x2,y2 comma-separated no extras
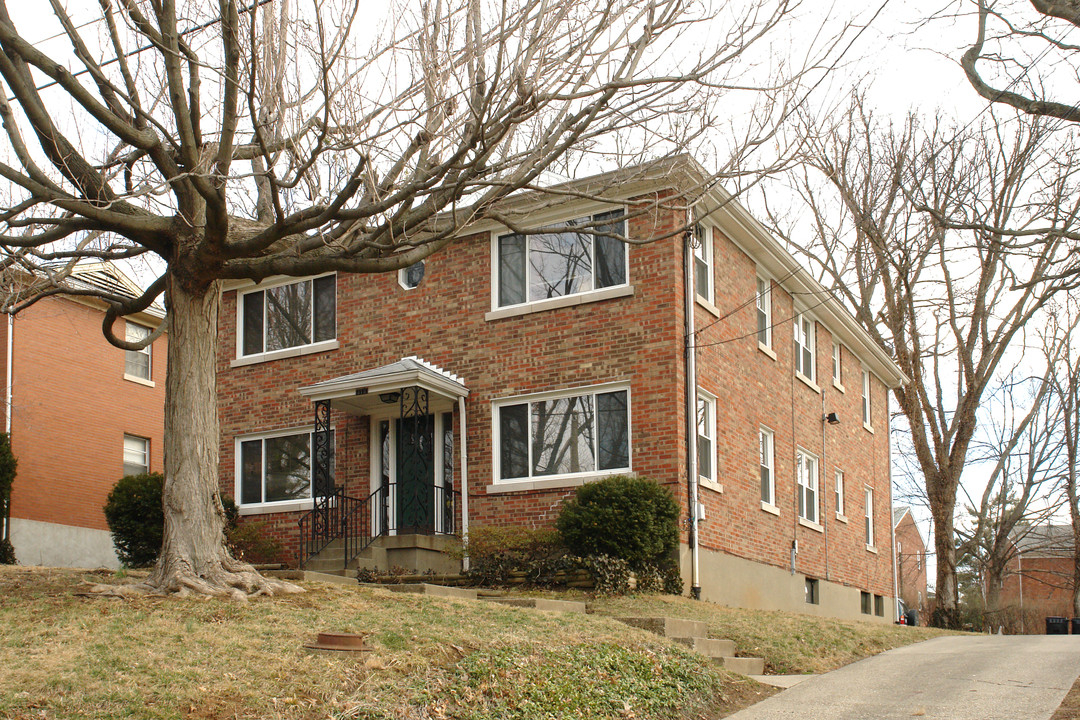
1000,524,1077,631
5,263,166,568
216,157,905,621
893,506,928,621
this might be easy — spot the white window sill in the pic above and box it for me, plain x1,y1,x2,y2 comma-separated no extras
796,372,821,394
760,502,780,516
231,339,339,368
798,517,824,533
835,512,848,523
758,342,776,360
237,499,314,516
863,422,875,434
833,380,845,393
696,295,720,318
699,478,724,494
866,544,878,554
486,470,630,494
485,285,634,321
123,374,155,388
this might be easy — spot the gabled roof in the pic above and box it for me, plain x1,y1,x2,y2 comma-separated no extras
1011,524,1075,558
32,261,165,320
298,356,468,415
893,506,911,527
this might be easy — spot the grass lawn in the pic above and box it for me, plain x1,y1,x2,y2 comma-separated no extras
0,567,946,719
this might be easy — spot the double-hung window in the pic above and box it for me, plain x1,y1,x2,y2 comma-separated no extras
832,342,842,387
496,210,626,308
693,224,713,303
756,277,771,347
240,274,336,357
835,469,845,516
865,487,875,546
123,435,149,476
124,321,152,381
797,448,818,524
238,429,334,506
862,369,873,428
697,391,716,484
794,313,815,382
496,386,629,482
760,427,775,506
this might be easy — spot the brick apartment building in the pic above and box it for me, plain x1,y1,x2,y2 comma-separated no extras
893,506,928,621
5,263,166,568
1000,524,1078,630
217,156,905,621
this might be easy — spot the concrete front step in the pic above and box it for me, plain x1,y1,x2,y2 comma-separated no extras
617,616,708,640
716,656,766,675
297,570,358,585
481,597,587,614
367,582,478,601
672,636,736,658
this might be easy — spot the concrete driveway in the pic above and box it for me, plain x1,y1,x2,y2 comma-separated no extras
726,635,1080,720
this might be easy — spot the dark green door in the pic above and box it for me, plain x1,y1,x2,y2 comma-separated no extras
396,415,435,534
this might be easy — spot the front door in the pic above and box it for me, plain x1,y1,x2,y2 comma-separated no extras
395,415,435,534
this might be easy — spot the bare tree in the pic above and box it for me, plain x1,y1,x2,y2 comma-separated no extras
1047,300,1080,616
764,95,1080,624
960,0,1080,122
0,0,813,597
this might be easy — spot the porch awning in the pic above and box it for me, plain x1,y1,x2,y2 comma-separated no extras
298,356,468,415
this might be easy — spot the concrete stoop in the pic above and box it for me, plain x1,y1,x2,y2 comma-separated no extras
617,616,766,677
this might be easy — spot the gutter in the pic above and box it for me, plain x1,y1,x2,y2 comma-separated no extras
684,222,701,600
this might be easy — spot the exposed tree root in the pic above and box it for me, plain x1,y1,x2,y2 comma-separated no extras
79,557,304,601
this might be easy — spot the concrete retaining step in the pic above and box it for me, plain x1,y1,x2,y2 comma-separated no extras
716,656,765,675
299,570,356,585
617,616,708,640
481,597,587,614
672,636,736,658
366,583,477,601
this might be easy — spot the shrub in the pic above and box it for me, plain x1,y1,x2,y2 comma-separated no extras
556,475,680,571
225,520,283,565
103,473,164,567
574,554,630,595
0,538,15,565
465,526,566,586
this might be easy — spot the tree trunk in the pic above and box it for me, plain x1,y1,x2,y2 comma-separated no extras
105,276,301,599
931,501,961,628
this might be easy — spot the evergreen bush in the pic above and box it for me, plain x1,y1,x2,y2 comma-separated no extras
556,474,680,571
0,433,16,565
103,472,165,567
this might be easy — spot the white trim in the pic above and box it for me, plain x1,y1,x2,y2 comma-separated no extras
835,513,848,523
696,295,721,318
796,447,819,525
696,388,717,486
795,371,821,394
398,260,426,290
759,425,775,506
122,433,150,475
234,272,336,361
233,424,332,511
832,342,845,392
486,472,626,494
693,222,714,305
799,517,824,533
124,320,153,382
123,373,156,388
865,485,875,547
862,367,874,432
491,381,632,487
489,208,631,313
485,284,634,321
760,501,780,516
793,311,816,384
699,478,724,493
756,275,772,349
458,396,470,572
834,467,845,516
758,342,777,360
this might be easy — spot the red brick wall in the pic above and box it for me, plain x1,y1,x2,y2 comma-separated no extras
1001,553,1076,621
692,227,896,598
7,297,166,531
894,512,928,608
217,198,896,601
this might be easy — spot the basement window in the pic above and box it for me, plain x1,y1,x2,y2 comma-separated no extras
861,591,872,615
805,577,819,605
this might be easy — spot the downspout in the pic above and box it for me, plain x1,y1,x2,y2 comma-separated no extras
683,224,701,600
821,392,829,581
5,312,11,434
458,396,470,573
1018,553,1024,634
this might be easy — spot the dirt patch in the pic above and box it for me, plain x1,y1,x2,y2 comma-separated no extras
1052,674,1080,720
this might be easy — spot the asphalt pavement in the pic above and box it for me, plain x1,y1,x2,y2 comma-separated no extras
725,635,1080,720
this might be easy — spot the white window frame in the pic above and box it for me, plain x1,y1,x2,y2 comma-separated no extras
123,434,149,476
234,426,332,513
835,468,846,519
756,276,772,350
697,389,718,488
123,321,153,385
794,312,816,385
796,448,819,525
234,273,338,364
865,486,875,548
693,223,713,304
862,368,873,430
760,426,776,509
832,342,844,391
398,260,426,290
490,382,632,491
490,209,629,313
